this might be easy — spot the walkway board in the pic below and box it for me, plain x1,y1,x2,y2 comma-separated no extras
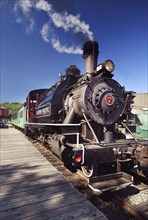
0,128,108,220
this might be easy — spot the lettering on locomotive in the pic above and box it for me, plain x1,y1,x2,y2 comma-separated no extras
36,103,51,118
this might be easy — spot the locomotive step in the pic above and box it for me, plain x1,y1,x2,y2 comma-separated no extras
89,172,133,193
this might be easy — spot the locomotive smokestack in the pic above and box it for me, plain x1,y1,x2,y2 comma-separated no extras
83,41,99,77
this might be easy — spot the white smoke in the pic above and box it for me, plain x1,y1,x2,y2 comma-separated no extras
14,0,33,16
26,18,35,33
14,0,35,34
51,38,82,54
35,0,52,12
50,12,94,41
14,0,94,54
40,23,50,42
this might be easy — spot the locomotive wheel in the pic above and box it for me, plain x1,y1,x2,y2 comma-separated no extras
81,165,93,177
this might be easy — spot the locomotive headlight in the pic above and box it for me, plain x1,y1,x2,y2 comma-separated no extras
104,60,115,72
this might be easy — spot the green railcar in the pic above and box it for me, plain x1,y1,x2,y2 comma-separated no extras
135,108,148,139
11,105,26,129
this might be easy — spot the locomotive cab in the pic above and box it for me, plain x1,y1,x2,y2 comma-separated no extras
25,89,48,123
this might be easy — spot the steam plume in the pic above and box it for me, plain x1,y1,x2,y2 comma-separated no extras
14,0,94,54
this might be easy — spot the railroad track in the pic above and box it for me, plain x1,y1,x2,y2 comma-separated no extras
112,184,148,220
77,169,148,220
31,139,148,220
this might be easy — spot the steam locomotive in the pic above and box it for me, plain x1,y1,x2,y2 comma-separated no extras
12,41,148,192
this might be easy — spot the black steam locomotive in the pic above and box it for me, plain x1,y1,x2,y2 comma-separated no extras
13,41,148,192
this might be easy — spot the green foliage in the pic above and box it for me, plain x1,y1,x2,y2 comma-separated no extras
0,103,22,119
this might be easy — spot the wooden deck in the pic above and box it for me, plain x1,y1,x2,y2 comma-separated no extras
0,127,108,220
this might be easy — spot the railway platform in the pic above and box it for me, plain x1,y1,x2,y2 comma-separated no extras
0,127,108,220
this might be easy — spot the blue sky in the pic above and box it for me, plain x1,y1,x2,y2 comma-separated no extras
1,0,147,103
